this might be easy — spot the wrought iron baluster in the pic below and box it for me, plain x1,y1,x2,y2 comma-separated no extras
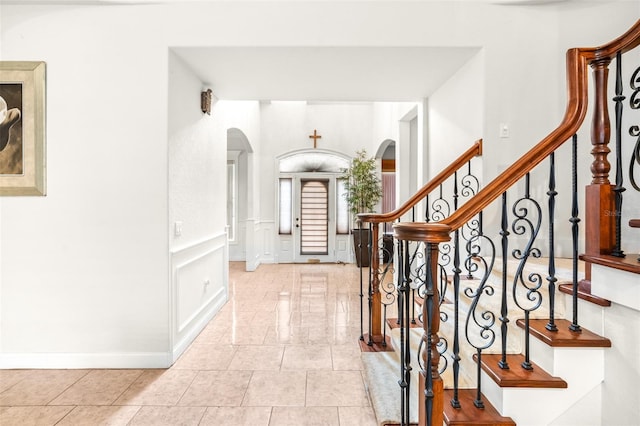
461,160,480,199
460,160,481,279
397,238,405,424
630,126,640,192
453,171,459,218
511,173,543,371
403,240,412,425
449,171,462,408
629,57,640,262
499,192,510,370
397,239,410,426
423,242,437,426
612,51,626,258
630,62,640,197
358,220,365,342
409,241,425,325
367,223,374,346
425,194,431,222
546,153,558,332
464,229,496,408
431,184,450,222
411,285,416,325
570,134,583,333
378,234,396,347
436,241,451,340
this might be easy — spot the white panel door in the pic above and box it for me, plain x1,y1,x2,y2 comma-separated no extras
292,175,337,263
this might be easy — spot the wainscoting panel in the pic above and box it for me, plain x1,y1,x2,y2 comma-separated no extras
228,220,247,261
170,232,228,362
261,220,275,263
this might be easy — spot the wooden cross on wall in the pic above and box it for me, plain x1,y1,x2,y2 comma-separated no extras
309,129,322,149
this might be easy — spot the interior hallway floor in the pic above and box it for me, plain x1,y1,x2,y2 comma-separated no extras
0,262,378,425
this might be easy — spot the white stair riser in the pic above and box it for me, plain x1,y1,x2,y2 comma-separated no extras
591,265,640,312
561,292,606,335
480,368,603,426
479,346,605,425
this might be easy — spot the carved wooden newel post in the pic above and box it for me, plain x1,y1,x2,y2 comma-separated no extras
585,57,616,261
394,222,448,426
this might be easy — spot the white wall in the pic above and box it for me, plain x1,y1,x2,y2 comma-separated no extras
428,50,484,178
0,5,171,367
167,51,230,362
169,51,221,248
0,1,637,368
260,102,376,223
372,102,418,221
371,103,417,148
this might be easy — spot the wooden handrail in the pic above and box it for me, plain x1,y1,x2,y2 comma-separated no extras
356,139,481,348
395,19,640,240
358,139,483,224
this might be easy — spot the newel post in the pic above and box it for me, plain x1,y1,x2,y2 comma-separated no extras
369,222,383,343
394,222,449,426
585,57,616,259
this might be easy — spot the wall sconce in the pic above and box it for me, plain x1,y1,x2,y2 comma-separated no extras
201,89,213,115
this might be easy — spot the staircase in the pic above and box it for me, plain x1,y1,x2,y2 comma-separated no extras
362,257,623,425
357,19,640,425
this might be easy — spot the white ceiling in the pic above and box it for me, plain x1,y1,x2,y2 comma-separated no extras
0,0,569,4
1,0,562,102
173,46,480,102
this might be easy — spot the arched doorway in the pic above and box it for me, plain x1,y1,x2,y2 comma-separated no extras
275,149,352,263
375,139,396,235
227,128,253,267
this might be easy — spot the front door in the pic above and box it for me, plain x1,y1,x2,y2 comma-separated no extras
294,177,333,262
276,169,352,264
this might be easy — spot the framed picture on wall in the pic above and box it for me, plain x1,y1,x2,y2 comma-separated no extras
0,61,46,196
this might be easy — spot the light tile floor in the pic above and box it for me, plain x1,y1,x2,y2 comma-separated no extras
0,262,378,425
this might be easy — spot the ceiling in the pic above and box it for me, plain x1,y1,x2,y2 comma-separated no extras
173,46,480,102
0,0,569,4
1,0,564,102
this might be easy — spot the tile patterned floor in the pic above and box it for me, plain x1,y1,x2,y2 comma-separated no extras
0,262,378,425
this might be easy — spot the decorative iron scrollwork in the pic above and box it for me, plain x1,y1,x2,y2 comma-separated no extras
463,235,497,351
431,184,451,222
463,231,496,409
630,126,640,191
630,64,640,110
511,179,543,313
511,174,543,370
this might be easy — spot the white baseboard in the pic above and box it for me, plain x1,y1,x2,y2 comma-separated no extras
171,291,227,363
0,351,172,369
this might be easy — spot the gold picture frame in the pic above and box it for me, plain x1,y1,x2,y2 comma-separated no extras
0,61,46,196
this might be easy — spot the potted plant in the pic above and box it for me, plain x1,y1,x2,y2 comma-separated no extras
342,149,382,267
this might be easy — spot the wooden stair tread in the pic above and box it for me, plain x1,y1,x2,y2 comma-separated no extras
558,282,611,307
475,353,567,388
386,317,423,329
444,389,516,426
359,334,395,352
516,318,611,347
580,253,640,274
